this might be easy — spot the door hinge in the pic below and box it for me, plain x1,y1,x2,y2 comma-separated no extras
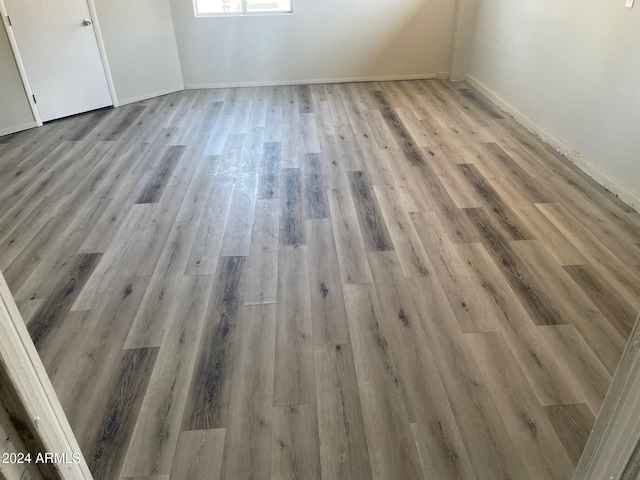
32,94,37,104
6,15,12,26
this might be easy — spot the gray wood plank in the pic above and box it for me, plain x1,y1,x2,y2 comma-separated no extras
272,404,321,480
182,256,246,430
327,188,373,284
314,344,372,480
306,219,350,345
27,253,102,351
169,429,225,480
544,404,595,466
303,153,329,219
220,304,276,479
274,246,316,406
259,142,281,199
343,283,424,480
219,173,258,256
347,171,394,251
280,168,306,246
242,199,280,305
121,275,214,476
467,331,575,480
85,347,159,480
407,276,525,480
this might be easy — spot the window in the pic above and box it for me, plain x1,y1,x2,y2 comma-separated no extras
194,0,292,15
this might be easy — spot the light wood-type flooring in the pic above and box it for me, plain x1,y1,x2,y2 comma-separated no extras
1,80,640,480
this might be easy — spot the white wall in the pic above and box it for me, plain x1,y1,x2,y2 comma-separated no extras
0,21,35,136
170,0,457,87
468,0,640,207
93,0,184,104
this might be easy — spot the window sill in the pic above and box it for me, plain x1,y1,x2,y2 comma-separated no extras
194,11,293,17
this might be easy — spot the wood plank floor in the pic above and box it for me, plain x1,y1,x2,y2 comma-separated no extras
1,79,639,480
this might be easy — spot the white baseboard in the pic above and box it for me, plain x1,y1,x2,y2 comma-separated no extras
117,85,185,106
184,73,438,90
0,121,38,137
466,74,640,211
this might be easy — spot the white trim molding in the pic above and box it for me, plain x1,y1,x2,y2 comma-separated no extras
184,73,439,90
0,121,38,137
466,74,640,211
117,85,185,106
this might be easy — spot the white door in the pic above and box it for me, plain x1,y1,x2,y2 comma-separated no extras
4,0,112,122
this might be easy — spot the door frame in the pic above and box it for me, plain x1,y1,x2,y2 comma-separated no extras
0,271,94,480
573,311,640,479
84,0,119,107
0,0,119,128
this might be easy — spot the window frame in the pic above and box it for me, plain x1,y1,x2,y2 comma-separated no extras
193,0,293,17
